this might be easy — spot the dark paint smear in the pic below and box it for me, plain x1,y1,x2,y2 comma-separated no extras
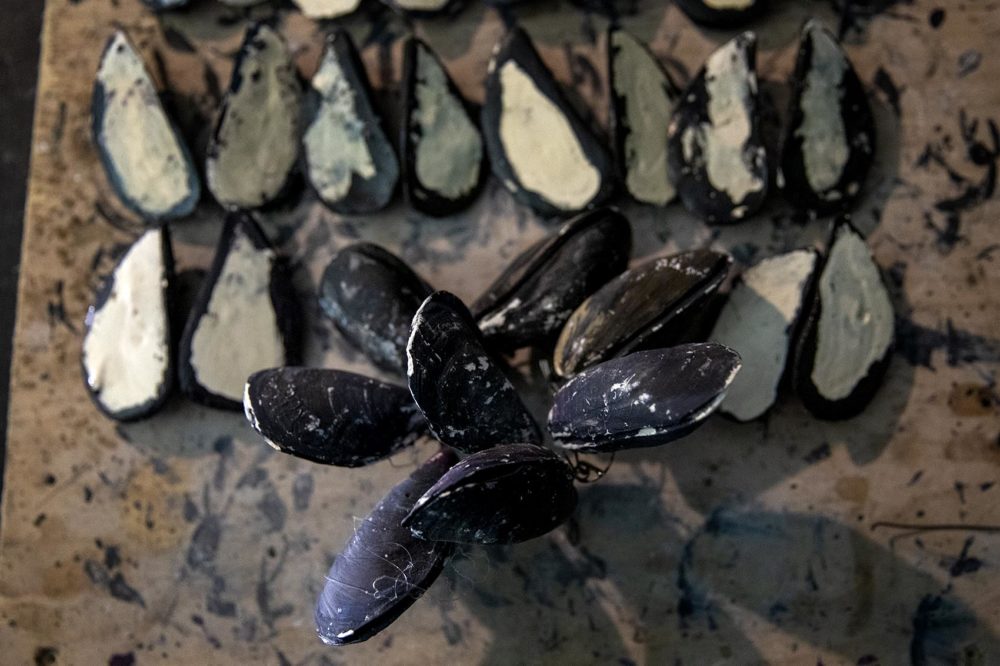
206,574,237,617
803,443,832,464
910,594,979,665
164,26,196,53
84,559,146,608
958,51,982,78
187,514,222,570
292,473,313,511
873,68,902,116
946,537,984,577
47,280,77,334
833,0,915,37
108,653,136,666
895,317,1000,369
34,647,57,666
256,488,287,532
928,8,945,28
916,112,999,253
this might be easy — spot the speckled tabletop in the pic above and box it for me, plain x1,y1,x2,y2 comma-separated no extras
1,0,999,664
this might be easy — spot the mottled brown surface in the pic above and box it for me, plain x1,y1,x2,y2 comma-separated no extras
1,1,999,664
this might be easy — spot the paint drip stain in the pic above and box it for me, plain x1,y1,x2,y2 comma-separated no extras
948,383,996,416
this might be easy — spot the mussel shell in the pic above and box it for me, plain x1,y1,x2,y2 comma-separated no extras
315,449,457,645
400,37,486,217
779,20,875,216
608,28,679,207
407,291,542,452
553,249,732,378
178,213,302,410
302,29,399,215
319,243,433,375
548,344,742,452
206,23,301,210
674,0,768,27
243,367,425,467
81,227,175,422
482,26,613,216
666,32,768,224
402,444,577,544
293,0,361,18
793,220,894,420
92,31,200,221
709,249,820,422
472,208,632,352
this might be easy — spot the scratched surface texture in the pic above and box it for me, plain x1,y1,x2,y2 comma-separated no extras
1,0,999,664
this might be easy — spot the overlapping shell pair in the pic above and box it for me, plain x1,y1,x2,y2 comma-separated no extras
240,209,754,645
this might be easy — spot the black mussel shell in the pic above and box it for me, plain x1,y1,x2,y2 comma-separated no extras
779,20,875,216
407,291,542,452
316,449,458,645
793,220,894,420
292,0,360,18
179,213,301,410
608,29,679,207
82,227,175,422
674,0,768,27
482,27,613,216
243,367,425,467
206,23,301,210
549,344,742,452
401,38,486,217
302,29,399,215
709,249,820,422
319,243,433,375
472,208,631,352
92,31,200,221
402,444,577,544
553,249,732,378
666,32,768,224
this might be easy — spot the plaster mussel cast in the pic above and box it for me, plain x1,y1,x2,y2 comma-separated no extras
473,208,631,352
292,0,361,19
407,291,542,452
316,449,458,646
709,249,820,422
401,37,486,216
608,29,679,206
243,367,426,467
384,0,464,17
81,227,175,421
402,444,578,544
667,32,768,223
179,213,301,410
206,23,301,210
793,219,894,420
319,243,433,375
92,31,200,221
302,30,400,215
482,27,614,216
779,20,875,216
674,0,768,27
553,249,733,378
548,344,742,452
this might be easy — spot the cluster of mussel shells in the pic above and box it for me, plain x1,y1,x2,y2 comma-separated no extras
82,0,897,648
92,1,875,224
240,204,894,645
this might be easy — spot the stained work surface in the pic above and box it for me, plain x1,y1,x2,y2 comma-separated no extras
1,0,999,664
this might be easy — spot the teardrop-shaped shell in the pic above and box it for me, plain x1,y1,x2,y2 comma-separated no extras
793,220,894,419
473,208,632,351
315,449,457,645
319,243,433,375
779,20,875,215
666,32,768,223
407,291,541,452
482,27,613,215
402,444,577,544
553,249,732,377
548,344,742,452
401,38,486,216
244,367,425,467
